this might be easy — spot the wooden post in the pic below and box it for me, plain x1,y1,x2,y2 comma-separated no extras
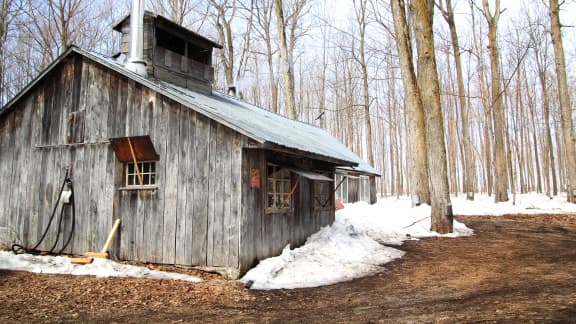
127,138,144,185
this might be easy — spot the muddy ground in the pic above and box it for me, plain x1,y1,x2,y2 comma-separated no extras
1,214,576,323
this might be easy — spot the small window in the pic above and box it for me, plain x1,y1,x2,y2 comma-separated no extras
359,175,370,202
126,161,157,187
335,174,348,203
267,164,292,211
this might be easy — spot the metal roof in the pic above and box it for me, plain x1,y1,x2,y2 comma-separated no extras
0,46,380,176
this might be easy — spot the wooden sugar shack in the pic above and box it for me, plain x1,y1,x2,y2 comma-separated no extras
0,10,379,278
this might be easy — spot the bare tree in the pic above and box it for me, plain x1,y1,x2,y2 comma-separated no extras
411,0,452,233
438,0,476,200
527,8,558,197
252,0,279,113
548,0,576,203
389,0,430,206
150,0,195,25
352,0,377,203
0,0,21,107
209,0,237,87
274,0,297,119
480,0,508,202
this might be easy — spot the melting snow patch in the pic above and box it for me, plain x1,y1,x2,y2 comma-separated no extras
0,251,201,282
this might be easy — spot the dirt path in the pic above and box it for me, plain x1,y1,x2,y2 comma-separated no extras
1,214,576,323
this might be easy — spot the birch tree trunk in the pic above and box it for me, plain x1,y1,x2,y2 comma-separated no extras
274,0,297,119
481,0,508,202
411,0,452,233
548,0,576,202
390,0,430,206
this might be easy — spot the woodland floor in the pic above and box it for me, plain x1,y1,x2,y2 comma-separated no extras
1,214,576,323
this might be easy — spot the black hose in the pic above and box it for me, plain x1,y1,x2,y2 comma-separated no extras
11,171,76,255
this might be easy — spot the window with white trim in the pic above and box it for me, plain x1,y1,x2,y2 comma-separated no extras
335,174,348,203
126,161,157,187
359,175,370,202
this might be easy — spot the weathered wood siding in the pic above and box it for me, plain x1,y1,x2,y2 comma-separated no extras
239,149,335,274
0,54,244,270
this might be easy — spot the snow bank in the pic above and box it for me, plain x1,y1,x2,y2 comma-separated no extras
241,198,473,290
0,251,201,282
241,193,574,290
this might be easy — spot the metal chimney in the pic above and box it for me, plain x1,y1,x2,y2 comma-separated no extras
125,0,147,77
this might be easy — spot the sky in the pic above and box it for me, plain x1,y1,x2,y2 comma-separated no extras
2,192,575,289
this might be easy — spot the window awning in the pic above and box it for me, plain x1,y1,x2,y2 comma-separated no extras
286,167,333,182
109,135,159,162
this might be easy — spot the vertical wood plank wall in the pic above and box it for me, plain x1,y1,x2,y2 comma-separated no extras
0,55,244,270
239,149,335,274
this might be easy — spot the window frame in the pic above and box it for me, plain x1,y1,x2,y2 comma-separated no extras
123,160,158,189
265,163,294,213
335,174,349,203
359,175,370,202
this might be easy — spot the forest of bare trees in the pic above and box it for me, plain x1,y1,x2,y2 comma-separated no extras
1,0,576,207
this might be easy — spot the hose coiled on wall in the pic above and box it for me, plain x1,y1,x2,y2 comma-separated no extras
11,170,76,255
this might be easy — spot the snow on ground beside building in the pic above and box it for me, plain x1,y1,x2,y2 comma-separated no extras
0,251,201,282
240,193,576,290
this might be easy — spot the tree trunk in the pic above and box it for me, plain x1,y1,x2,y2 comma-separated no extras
353,0,377,203
549,0,576,202
539,65,558,196
390,0,430,206
411,0,452,233
441,0,476,200
274,0,297,119
482,0,508,202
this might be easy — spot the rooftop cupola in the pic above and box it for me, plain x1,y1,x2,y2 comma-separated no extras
113,11,222,95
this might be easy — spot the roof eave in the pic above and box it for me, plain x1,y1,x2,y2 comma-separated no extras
262,142,358,167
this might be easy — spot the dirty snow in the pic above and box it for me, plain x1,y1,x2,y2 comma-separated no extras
240,193,575,290
0,252,201,282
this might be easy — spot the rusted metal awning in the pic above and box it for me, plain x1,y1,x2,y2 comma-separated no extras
109,135,159,162
286,167,333,182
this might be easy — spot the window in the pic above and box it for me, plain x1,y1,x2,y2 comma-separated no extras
156,28,186,56
126,161,157,187
335,174,348,203
359,175,370,202
267,164,292,210
110,136,160,190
